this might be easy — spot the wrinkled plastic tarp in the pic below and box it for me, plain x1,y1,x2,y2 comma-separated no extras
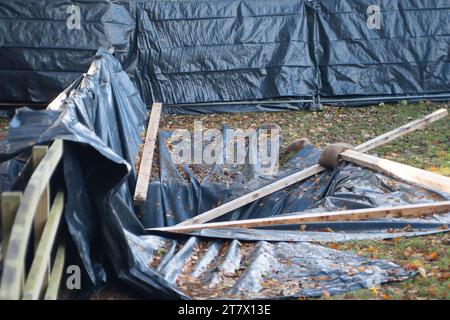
0,48,147,287
127,232,413,299
0,50,449,299
1,0,449,111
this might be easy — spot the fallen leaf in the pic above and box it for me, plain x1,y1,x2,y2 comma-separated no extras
438,272,450,280
369,287,379,297
403,247,412,257
367,246,378,254
427,286,437,297
322,290,331,299
427,252,439,261
418,267,427,279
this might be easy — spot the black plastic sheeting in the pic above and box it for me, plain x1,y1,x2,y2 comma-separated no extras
127,233,412,299
1,0,449,112
0,50,449,299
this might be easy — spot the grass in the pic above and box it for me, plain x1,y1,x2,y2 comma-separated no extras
329,234,450,300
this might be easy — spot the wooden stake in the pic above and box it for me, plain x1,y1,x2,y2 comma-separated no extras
32,146,50,251
176,109,448,226
133,103,163,206
1,192,22,257
150,201,450,233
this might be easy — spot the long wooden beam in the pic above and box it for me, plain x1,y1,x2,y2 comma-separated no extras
150,201,450,233
340,149,450,194
176,109,448,226
133,102,163,206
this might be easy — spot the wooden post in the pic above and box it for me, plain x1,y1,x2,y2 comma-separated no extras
133,103,163,206
150,201,450,233
175,109,448,226
1,192,22,257
32,145,50,251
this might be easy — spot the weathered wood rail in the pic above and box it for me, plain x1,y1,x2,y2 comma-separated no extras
0,139,66,300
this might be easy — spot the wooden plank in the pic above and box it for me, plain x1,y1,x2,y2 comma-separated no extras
32,145,50,252
354,108,448,153
176,109,448,226
23,193,64,300
177,164,325,226
340,149,450,194
0,140,63,300
1,192,22,257
133,102,163,206
44,243,66,300
150,201,450,233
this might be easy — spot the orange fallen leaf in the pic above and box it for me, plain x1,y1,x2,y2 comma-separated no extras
427,286,437,297
328,243,339,250
405,263,419,271
427,252,439,261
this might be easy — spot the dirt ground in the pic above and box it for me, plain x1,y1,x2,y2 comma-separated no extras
2,101,449,299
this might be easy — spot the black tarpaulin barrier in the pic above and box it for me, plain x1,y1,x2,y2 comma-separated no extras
0,0,136,104
0,0,449,112
0,50,449,299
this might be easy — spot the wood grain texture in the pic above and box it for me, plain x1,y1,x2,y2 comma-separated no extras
133,103,163,206
340,149,450,194
151,201,450,233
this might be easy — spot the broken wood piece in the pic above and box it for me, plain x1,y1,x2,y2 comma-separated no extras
133,102,163,206
176,108,448,226
150,201,450,233
340,149,450,194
